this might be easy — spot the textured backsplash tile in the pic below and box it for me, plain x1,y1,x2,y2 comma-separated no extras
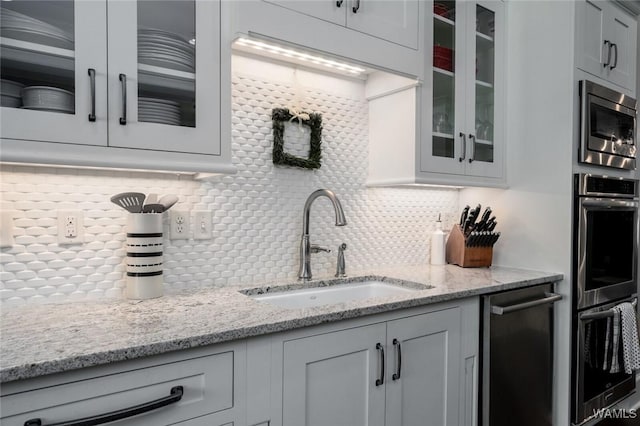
0,56,459,305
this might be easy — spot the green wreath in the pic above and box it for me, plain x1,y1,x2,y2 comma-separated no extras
272,108,322,169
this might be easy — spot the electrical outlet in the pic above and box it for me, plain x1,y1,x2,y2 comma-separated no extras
170,210,190,240
57,210,84,244
193,210,212,240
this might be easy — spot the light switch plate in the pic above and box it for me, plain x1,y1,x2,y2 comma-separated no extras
0,210,15,248
57,210,84,244
193,210,212,240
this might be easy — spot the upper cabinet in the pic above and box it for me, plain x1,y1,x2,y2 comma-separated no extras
265,0,419,49
576,0,637,93
0,0,233,174
368,0,505,188
230,0,424,78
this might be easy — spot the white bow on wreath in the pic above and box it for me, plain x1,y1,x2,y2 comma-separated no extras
288,107,310,130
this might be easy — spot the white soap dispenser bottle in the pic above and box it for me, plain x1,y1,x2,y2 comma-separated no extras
431,213,446,265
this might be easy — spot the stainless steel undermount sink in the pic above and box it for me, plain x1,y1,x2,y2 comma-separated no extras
245,279,430,309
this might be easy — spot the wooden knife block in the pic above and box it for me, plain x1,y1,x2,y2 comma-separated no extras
445,224,493,268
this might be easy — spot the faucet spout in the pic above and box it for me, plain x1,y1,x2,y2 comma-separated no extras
299,189,347,280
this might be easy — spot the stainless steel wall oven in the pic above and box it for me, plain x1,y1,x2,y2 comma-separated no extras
580,80,637,170
574,296,638,424
574,174,639,310
572,174,639,425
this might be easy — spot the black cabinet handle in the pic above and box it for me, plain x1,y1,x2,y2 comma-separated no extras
352,0,360,13
375,343,385,386
468,134,476,163
24,386,184,426
459,132,467,162
603,40,611,68
336,0,343,6
610,43,618,70
87,68,96,122
119,73,127,125
392,338,402,380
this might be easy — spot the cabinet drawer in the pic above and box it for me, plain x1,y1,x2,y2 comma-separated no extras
0,351,234,426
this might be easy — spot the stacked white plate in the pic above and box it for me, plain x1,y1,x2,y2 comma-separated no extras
138,28,195,73
139,97,182,126
1,79,24,108
1,7,74,50
22,86,74,114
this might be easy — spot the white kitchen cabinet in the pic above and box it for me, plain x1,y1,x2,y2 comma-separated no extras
265,0,419,49
268,298,479,426
282,323,386,426
0,1,108,147
230,0,424,79
367,0,506,188
576,0,637,93
384,308,462,425
0,343,246,426
0,0,233,174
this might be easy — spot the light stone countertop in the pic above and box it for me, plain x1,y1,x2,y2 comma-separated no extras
0,264,563,383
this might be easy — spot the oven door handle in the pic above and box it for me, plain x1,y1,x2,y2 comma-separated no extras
582,198,639,209
491,292,562,315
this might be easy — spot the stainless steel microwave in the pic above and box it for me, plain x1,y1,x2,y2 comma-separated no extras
579,80,637,170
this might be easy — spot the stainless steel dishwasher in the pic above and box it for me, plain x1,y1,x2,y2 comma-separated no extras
481,283,562,426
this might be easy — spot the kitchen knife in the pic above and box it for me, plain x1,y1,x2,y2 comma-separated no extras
466,232,475,247
476,207,492,231
487,220,497,232
459,205,470,227
465,204,481,234
482,216,496,232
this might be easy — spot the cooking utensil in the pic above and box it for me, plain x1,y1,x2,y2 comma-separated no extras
487,220,497,232
145,193,157,204
158,194,178,212
142,203,164,213
110,192,145,213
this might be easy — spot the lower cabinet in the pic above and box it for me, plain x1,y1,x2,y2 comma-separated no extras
264,298,479,426
0,298,479,426
0,343,246,426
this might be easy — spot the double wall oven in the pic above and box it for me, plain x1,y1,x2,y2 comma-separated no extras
572,174,639,424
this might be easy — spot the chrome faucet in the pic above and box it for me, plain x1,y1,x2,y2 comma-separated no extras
298,189,347,280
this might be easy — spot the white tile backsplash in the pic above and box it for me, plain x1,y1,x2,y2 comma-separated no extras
0,56,459,306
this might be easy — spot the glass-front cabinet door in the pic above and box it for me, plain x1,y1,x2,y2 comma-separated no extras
465,0,503,178
422,0,503,180
0,1,108,146
107,0,220,155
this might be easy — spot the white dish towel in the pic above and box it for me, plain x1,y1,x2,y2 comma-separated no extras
616,302,640,374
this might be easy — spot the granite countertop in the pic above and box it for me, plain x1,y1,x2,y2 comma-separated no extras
0,264,563,383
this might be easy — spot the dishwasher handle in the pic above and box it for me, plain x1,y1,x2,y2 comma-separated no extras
490,292,562,315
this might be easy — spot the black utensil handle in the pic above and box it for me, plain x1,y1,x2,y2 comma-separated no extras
119,73,127,125
336,0,343,6
392,338,402,380
376,343,385,386
352,0,360,13
603,40,611,67
24,386,184,426
459,132,467,162
87,68,96,122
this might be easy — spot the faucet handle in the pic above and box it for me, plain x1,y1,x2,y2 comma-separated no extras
336,243,347,277
310,244,331,254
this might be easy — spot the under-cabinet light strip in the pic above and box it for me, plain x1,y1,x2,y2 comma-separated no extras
235,37,366,75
